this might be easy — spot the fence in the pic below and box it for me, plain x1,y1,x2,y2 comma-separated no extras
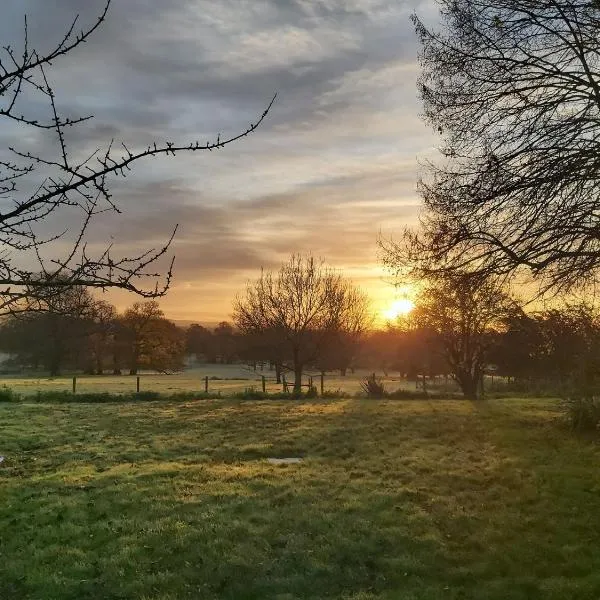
0,366,421,397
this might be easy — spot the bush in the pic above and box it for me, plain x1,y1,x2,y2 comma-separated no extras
360,374,386,399
305,385,318,399
0,386,19,402
563,396,600,432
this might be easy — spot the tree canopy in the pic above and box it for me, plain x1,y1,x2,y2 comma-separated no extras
391,0,600,292
233,255,371,393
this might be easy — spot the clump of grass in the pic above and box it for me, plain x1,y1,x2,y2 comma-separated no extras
360,374,386,398
563,395,600,431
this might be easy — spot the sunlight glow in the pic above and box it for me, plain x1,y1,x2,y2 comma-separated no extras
382,298,414,320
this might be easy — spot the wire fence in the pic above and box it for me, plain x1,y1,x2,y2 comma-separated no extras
0,366,433,397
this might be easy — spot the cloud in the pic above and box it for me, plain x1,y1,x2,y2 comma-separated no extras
0,0,440,321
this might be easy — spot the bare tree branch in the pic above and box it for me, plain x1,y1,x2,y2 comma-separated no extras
0,0,275,313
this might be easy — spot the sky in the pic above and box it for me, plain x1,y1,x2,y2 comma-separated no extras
1,0,440,324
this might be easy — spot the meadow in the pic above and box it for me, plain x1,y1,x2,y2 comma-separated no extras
2,397,600,599
0,365,418,397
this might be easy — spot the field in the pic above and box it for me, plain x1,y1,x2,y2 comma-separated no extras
2,397,600,599
0,365,419,397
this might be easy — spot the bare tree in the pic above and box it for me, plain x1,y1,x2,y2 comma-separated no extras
397,1,600,292
412,272,514,400
0,1,274,313
233,255,371,394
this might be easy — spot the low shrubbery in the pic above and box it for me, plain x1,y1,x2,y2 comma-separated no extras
1,390,222,403
563,395,600,432
360,374,386,398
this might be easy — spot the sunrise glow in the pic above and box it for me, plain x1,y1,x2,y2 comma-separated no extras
382,298,414,321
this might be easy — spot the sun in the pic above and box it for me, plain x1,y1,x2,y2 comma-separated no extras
382,298,415,321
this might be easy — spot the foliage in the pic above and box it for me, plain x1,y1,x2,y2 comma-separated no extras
117,301,185,374
0,385,19,402
0,298,185,377
562,396,600,432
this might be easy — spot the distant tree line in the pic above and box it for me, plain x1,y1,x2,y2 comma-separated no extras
4,256,600,403
0,290,185,376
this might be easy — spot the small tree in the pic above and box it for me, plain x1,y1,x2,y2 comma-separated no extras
233,255,371,393
412,272,514,399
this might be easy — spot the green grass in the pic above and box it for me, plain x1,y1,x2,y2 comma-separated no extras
1,398,600,599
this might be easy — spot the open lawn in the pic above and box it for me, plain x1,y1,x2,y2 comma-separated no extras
1,398,600,599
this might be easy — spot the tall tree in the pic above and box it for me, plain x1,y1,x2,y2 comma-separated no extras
233,255,371,393
412,273,514,399
120,301,184,374
396,1,600,291
84,300,119,375
0,1,274,313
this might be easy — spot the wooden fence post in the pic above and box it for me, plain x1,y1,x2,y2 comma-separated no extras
136,376,140,393
320,372,324,396
72,376,76,394
262,375,266,393
204,376,209,393
282,374,287,393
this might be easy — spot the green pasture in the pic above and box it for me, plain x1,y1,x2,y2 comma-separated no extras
2,398,600,599
0,365,416,397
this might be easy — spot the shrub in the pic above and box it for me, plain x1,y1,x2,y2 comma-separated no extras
563,396,600,432
305,385,318,398
0,386,19,402
360,374,386,399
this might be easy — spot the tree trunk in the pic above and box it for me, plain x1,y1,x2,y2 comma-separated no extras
275,363,282,384
340,367,347,376
292,347,303,394
456,370,479,400
294,363,303,394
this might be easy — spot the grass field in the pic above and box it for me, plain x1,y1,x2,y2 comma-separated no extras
0,365,418,397
2,398,600,599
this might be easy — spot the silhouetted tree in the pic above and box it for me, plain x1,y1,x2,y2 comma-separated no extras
0,1,274,313
0,286,95,374
185,324,214,362
233,255,371,393
120,301,184,374
84,300,118,375
212,322,239,364
412,273,514,399
390,1,600,292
